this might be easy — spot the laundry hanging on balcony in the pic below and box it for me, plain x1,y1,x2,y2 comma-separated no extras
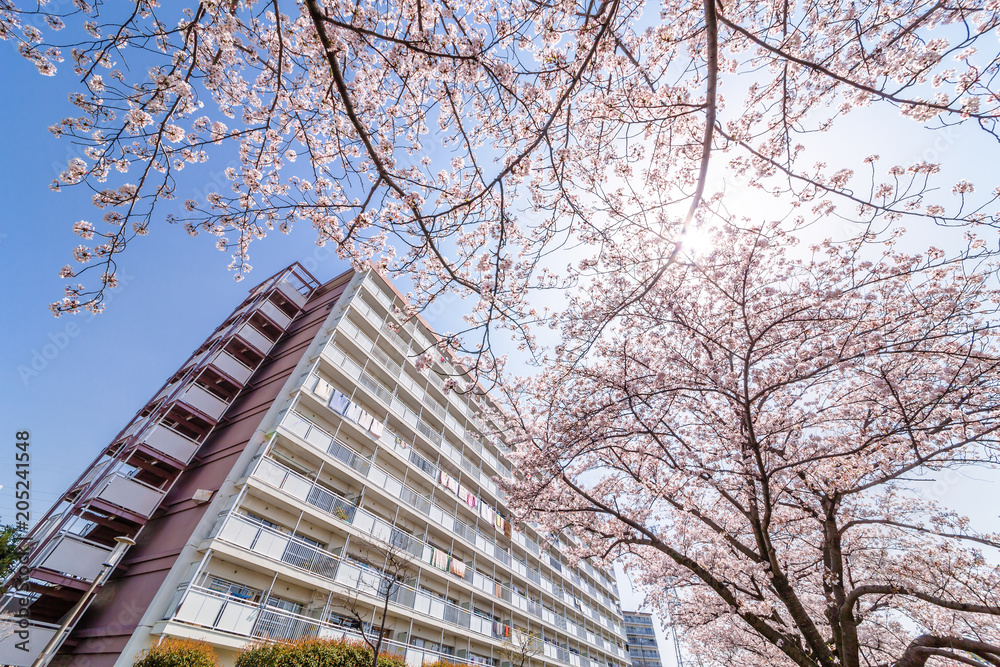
328,389,351,415
369,420,384,439
357,412,374,431
450,557,467,578
459,485,476,509
315,379,334,402
430,546,451,571
480,503,495,526
345,403,364,423
438,470,460,496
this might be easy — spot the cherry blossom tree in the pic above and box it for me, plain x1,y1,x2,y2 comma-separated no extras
501,222,1000,667
3,0,1000,381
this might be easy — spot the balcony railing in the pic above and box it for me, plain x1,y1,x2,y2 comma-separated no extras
276,277,309,308
180,384,231,420
143,424,200,464
246,456,616,657
276,411,619,643
237,322,275,355
171,584,483,667
0,620,59,667
86,471,166,518
259,299,292,329
32,531,113,582
209,350,255,385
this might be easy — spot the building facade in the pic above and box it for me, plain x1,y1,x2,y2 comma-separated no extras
1,265,628,667
623,612,663,667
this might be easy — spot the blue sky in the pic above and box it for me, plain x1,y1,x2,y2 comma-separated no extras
0,50,355,523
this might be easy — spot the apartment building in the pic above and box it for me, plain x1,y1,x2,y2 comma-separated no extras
1,264,628,667
623,612,663,667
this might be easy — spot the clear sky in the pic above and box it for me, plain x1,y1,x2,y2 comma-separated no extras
0,24,996,667
0,50,354,521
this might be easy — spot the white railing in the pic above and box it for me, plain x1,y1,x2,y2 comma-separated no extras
210,350,255,385
88,471,166,518
237,322,275,355
278,408,619,644
143,424,200,464
32,531,113,582
259,299,293,329
180,384,231,420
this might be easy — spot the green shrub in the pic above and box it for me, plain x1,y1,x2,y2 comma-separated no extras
133,638,219,667
236,637,407,667
423,659,467,667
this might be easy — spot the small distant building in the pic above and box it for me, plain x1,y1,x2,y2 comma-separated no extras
623,611,663,667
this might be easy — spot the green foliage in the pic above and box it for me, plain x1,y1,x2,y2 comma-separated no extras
0,525,25,594
236,638,408,667
132,638,220,667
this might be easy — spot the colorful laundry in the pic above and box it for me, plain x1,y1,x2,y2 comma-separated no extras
450,558,467,578
328,390,350,415
431,547,451,571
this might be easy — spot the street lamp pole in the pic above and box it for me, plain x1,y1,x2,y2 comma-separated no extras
31,536,135,667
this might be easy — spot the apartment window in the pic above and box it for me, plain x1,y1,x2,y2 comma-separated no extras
244,512,280,530
206,576,260,602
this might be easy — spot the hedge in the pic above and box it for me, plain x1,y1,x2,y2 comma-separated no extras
132,638,220,667
236,637,408,667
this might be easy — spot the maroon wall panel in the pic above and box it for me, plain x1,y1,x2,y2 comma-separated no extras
56,271,353,667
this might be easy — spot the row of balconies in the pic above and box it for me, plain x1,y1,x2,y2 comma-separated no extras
246,456,623,655
166,584,577,667
356,278,517,469
197,512,625,667
281,404,622,635
305,364,509,508
4,268,318,665
349,276,616,596
290,367,621,626
269,411,624,640
342,296,512,478
329,321,619,608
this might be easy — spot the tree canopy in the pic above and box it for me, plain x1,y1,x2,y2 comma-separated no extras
503,224,1000,667
4,1,1000,664
3,0,1000,378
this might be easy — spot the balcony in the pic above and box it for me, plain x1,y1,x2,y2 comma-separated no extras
208,350,255,385
87,472,166,518
32,532,113,582
244,458,620,658
0,621,59,667
258,299,292,329
179,384,231,421
237,323,274,356
276,277,308,308
170,585,475,667
142,424,200,465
